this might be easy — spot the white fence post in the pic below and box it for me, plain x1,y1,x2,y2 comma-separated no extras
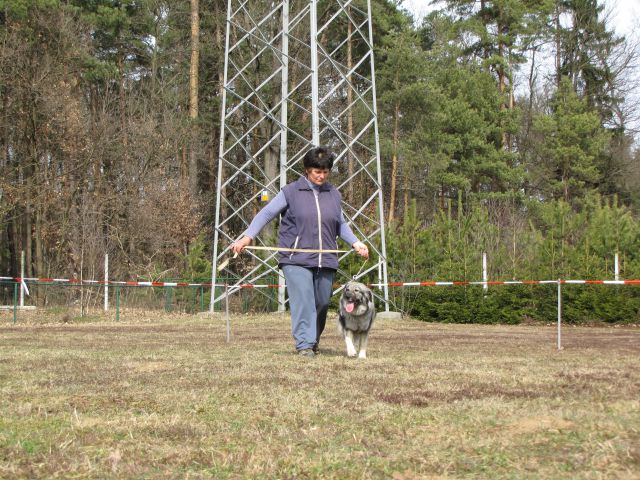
225,283,231,342
482,252,488,291
614,252,619,281
557,279,562,350
104,253,109,312
20,250,25,307
278,270,286,312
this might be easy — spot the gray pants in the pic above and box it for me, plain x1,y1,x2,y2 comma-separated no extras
282,265,335,351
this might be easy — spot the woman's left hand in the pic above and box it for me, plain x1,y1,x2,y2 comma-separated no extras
352,241,369,259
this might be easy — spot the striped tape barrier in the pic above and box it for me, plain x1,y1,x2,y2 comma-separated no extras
3,276,640,289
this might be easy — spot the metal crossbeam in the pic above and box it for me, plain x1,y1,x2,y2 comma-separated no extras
211,0,389,311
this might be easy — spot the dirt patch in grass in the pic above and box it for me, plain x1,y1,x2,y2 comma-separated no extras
378,383,548,406
505,415,575,435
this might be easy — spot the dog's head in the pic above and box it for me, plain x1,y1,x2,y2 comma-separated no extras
340,281,374,316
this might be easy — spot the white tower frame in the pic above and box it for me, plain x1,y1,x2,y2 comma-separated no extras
210,0,389,311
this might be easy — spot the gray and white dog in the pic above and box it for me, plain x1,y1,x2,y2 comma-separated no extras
338,281,376,359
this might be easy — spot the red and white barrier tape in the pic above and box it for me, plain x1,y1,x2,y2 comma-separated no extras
3,276,640,289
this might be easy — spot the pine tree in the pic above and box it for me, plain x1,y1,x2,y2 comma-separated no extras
556,0,623,125
530,77,610,202
442,0,553,148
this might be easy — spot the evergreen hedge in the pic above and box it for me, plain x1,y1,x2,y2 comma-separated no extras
385,194,640,324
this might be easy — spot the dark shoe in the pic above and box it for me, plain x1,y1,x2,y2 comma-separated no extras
312,344,320,354
298,348,315,358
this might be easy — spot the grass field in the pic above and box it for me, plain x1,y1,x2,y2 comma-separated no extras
1,310,639,479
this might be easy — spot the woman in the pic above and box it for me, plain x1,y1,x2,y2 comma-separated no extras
231,146,369,357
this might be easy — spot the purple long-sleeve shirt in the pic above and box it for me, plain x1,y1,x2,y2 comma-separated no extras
244,179,359,246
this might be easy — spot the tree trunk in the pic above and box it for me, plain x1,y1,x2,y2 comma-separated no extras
10,213,20,277
212,0,224,192
555,2,561,86
389,101,399,223
527,46,537,136
35,205,44,278
118,55,127,149
24,193,32,278
189,0,200,197
498,22,508,150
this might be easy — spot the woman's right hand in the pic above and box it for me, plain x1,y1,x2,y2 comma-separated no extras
231,236,252,255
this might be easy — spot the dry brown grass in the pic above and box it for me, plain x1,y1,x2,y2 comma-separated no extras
1,309,639,479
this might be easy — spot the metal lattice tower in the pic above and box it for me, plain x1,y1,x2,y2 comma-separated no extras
210,0,389,311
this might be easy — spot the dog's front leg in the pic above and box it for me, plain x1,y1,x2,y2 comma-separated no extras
344,330,357,357
357,333,368,359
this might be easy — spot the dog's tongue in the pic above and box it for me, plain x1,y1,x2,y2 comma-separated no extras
345,302,355,313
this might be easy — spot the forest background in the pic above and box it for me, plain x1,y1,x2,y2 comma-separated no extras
2,0,640,323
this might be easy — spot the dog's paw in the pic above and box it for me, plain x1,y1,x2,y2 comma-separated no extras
358,352,367,359
347,350,357,358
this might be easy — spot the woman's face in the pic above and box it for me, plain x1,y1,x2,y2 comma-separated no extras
306,167,330,186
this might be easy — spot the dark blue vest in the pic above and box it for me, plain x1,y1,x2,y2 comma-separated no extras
278,176,343,270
